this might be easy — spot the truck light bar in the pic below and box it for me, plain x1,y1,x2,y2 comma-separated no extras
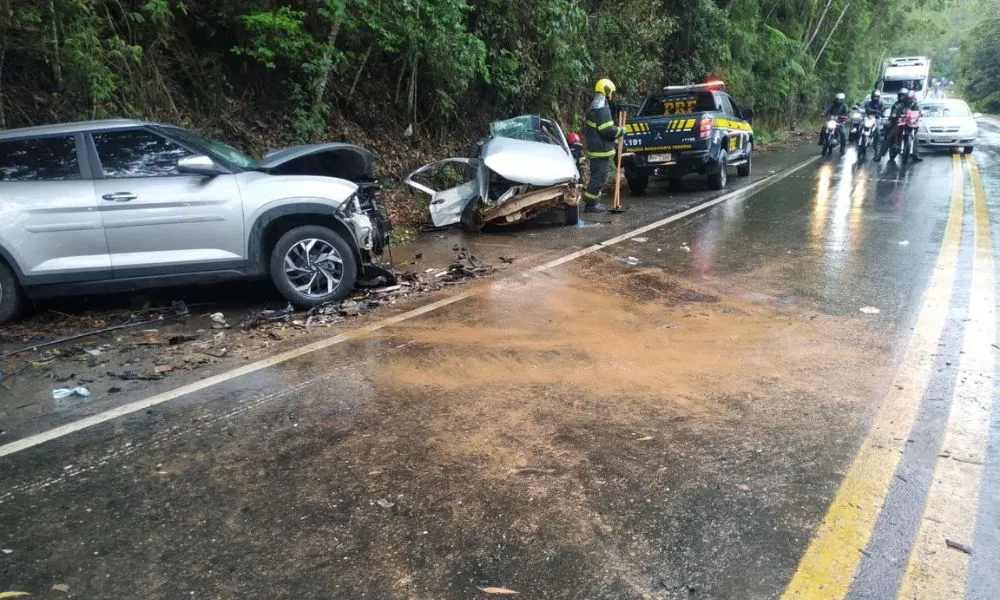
663,81,725,92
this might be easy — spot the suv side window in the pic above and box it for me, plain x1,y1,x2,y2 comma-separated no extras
93,129,192,178
0,136,81,181
726,95,743,119
719,95,737,118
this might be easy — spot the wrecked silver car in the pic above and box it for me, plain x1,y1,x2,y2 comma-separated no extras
405,115,581,230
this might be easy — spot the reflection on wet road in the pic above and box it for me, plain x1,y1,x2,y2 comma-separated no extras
2,125,1000,599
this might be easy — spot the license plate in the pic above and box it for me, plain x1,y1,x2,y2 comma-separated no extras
647,153,673,163
933,138,955,144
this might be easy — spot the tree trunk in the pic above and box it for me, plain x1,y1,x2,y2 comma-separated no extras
407,57,417,126
813,2,849,68
48,0,61,88
0,40,6,129
805,0,832,50
348,43,373,100
311,17,341,118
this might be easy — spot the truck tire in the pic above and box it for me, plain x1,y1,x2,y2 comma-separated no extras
737,143,752,177
270,225,358,308
0,260,25,325
626,170,649,195
708,151,728,190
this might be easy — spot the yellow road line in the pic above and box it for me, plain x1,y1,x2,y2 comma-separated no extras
780,154,967,599
896,154,996,599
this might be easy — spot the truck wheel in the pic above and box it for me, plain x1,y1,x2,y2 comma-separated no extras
708,151,728,190
0,260,25,325
564,203,580,226
626,170,649,195
737,144,752,177
270,225,358,308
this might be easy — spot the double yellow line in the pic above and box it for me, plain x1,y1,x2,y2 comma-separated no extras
781,154,994,599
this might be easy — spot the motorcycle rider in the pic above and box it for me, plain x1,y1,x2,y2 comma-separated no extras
863,89,886,116
583,78,626,213
862,90,886,159
819,92,849,153
889,89,923,162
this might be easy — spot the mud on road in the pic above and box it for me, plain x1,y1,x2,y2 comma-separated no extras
0,248,890,599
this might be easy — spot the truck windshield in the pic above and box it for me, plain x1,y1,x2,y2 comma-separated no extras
882,79,925,93
640,92,718,116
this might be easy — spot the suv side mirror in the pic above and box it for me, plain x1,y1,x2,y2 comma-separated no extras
973,112,983,119
178,154,224,176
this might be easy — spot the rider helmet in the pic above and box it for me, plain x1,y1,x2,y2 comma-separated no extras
835,92,846,102
594,78,616,98
898,88,908,100
871,90,881,101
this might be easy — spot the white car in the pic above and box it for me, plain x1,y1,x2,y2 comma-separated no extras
406,115,581,230
917,99,982,154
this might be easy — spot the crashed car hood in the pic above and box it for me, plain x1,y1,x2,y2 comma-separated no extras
481,137,578,186
259,142,377,182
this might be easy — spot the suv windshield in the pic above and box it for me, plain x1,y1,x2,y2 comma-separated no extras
157,126,258,169
640,92,718,116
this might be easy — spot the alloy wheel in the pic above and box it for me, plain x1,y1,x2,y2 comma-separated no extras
283,238,345,298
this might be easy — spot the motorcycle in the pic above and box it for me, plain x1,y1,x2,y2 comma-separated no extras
888,109,921,164
848,106,864,143
856,113,879,160
821,115,849,157
873,107,893,161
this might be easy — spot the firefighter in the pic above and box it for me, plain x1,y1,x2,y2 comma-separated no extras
583,78,625,213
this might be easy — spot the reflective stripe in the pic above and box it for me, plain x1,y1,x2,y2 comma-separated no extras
583,191,602,200
586,121,598,128
597,121,616,131
586,150,615,158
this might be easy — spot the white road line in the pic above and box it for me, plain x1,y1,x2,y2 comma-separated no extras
0,155,819,459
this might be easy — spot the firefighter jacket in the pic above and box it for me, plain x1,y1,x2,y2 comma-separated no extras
585,93,622,158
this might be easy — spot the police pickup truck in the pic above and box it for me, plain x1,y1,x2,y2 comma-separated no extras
622,82,754,192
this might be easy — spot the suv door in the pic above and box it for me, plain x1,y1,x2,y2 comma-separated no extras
89,128,245,278
0,134,111,283
721,95,750,157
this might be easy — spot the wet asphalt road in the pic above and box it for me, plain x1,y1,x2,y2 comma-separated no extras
2,125,1000,599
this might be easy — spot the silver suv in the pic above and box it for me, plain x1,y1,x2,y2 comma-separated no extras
0,120,392,323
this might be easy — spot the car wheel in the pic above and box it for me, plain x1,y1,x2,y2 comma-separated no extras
564,202,580,226
964,146,975,154
737,144,752,177
708,151,728,190
270,225,358,308
626,170,649,195
0,260,25,325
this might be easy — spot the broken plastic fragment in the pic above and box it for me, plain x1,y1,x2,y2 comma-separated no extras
615,255,641,266
52,387,90,399
898,240,910,245
633,237,648,243
478,586,519,595
859,307,880,314
376,498,395,509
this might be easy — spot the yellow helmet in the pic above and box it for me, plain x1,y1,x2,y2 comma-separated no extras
595,78,616,96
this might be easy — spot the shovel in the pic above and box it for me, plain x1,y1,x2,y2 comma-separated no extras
609,110,628,213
